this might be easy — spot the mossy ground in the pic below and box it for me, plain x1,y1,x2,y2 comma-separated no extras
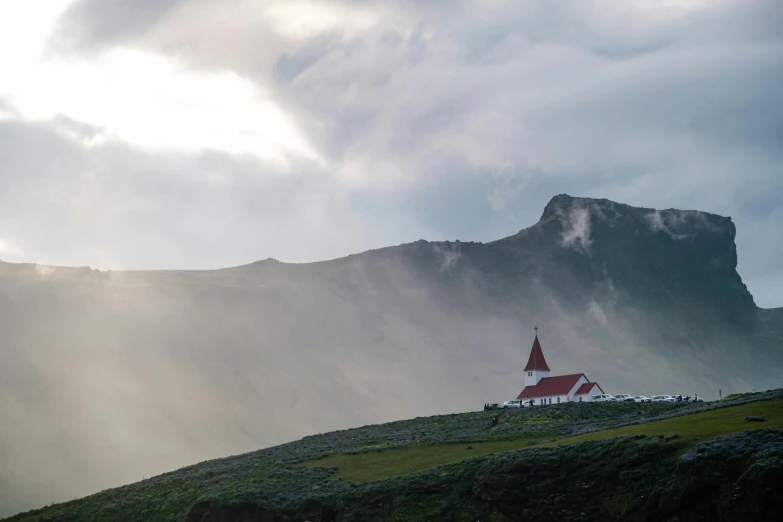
304,397,783,481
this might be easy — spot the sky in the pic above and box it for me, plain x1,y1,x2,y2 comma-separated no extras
0,0,781,307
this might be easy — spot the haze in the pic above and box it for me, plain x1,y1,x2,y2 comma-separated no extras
1,0,782,518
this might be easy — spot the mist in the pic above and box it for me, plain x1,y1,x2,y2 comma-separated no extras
2,196,781,516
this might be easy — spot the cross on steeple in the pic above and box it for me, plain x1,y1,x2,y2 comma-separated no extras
534,326,538,335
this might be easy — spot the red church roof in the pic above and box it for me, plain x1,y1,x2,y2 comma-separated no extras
517,373,585,399
523,335,551,372
575,382,603,395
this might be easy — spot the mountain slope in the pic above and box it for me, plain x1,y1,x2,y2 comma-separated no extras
0,194,781,516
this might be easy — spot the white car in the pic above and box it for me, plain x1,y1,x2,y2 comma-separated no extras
613,394,635,402
592,394,616,402
633,396,652,402
501,400,523,409
651,395,675,402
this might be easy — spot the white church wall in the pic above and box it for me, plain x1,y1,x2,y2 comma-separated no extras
529,394,571,406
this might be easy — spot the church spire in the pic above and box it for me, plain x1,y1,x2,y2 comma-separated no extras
524,330,551,372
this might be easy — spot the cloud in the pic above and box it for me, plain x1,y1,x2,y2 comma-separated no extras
432,242,462,272
559,205,593,253
49,0,188,54
0,237,24,262
645,210,688,239
588,300,610,326
42,0,783,187
645,208,732,241
0,0,778,308
0,115,444,270
4,47,320,164
0,98,20,119
602,262,616,294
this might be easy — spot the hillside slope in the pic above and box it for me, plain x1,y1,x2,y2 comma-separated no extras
1,194,781,516
5,392,782,521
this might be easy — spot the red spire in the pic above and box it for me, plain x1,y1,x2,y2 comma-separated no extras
524,335,551,371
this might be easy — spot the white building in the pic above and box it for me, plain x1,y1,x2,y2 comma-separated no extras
516,333,605,405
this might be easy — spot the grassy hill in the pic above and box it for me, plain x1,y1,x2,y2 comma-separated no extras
305,398,783,482
5,389,782,522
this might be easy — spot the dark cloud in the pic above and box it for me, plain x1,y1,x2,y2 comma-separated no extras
49,0,187,54
273,40,331,85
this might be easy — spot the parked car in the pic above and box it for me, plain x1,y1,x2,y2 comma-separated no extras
485,403,501,410
613,394,635,402
501,400,523,409
592,394,616,402
633,396,652,402
651,395,675,402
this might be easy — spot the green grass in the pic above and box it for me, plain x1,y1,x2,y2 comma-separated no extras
305,398,783,482
302,432,554,482
550,397,783,448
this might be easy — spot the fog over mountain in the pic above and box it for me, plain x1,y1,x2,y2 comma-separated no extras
1,194,781,517
2,0,783,310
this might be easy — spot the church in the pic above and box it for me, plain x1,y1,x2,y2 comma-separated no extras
516,331,604,404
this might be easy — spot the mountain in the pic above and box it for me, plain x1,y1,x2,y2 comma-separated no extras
0,194,781,516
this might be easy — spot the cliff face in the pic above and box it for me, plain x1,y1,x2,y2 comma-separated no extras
0,194,780,517
534,194,755,316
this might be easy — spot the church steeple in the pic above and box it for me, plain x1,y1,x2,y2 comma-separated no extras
524,328,551,386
